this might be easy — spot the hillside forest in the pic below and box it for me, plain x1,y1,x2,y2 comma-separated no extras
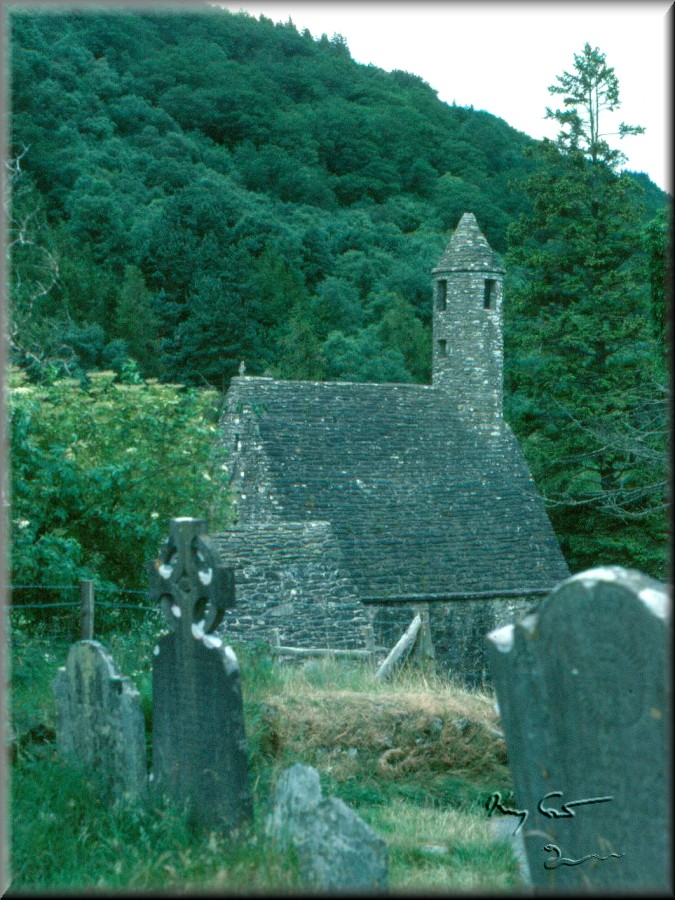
7,8,670,607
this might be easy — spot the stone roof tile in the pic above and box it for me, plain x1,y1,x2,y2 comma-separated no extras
218,377,569,598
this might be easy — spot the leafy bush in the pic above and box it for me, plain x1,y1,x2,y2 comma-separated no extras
9,366,230,610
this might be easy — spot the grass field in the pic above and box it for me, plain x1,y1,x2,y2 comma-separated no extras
7,615,524,892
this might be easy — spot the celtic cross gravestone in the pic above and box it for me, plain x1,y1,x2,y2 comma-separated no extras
486,566,670,892
149,517,252,829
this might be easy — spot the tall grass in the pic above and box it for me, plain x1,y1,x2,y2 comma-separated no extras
11,756,300,892
8,620,523,892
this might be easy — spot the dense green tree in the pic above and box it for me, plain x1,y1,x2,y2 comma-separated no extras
310,275,364,340
114,265,161,375
643,207,671,353
158,272,260,388
431,174,509,249
9,366,228,599
377,293,431,383
299,226,334,290
504,44,668,578
322,326,411,384
234,141,336,208
139,173,255,380
64,174,132,264
272,309,327,381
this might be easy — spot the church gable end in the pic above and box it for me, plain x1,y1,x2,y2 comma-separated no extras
219,379,282,523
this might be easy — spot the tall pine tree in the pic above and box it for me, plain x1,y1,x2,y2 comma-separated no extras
504,44,668,579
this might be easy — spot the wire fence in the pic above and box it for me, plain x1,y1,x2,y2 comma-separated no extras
8,581,160,638
11,584,147,606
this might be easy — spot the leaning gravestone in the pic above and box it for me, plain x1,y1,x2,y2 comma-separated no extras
53,640,147,799
266,763,388,891
486,566,670,892
149,517,252,830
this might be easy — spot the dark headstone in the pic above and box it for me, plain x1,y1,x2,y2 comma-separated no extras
266,763,388,891
149,517,252,830
53,640,147,799
486,566,670,891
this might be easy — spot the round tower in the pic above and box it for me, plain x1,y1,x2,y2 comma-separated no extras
432,212,505,428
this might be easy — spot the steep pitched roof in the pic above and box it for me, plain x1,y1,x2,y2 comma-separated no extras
219,376,569,599
433,211,505,274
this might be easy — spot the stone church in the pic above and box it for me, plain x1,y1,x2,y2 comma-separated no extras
213,212,570,683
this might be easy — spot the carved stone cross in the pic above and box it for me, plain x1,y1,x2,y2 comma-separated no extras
149,517,252,829
149,516,234,639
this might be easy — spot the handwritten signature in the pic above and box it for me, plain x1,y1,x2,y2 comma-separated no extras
486,790,624,869
485,791,529,835
538,790,614,819
543,843,623,869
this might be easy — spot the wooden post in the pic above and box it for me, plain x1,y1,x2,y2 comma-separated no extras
361,623,375,657
375,614,421,681
80,579,95,640
413,603,436,677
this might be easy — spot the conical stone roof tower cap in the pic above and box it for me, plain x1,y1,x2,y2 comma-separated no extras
432,212,505,274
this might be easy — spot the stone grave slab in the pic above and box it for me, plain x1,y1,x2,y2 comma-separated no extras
267,763,388,891
486,566,670,892
53,640,147,799
149,517,252,830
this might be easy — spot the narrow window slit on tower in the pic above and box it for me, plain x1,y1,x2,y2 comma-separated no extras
437,339,447,357
437,280,447,310
483,279,496,309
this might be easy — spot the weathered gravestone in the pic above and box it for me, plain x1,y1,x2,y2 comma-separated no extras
486,566,670,892
53,640,147,799
149,517,252,830
266,763,389,891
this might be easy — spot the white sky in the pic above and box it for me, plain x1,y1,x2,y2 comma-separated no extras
217,1,671,193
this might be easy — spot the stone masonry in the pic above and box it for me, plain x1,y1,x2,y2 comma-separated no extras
432,212,505,428
212,521,370,650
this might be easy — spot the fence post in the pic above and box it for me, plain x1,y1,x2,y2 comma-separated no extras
375,613,422,681
80,579,95,640
413,603,436,677
361,623,376,663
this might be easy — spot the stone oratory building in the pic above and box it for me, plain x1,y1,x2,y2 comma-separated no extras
214,212,569,683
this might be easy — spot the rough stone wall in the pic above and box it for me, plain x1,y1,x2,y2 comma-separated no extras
432,268,504,430
208,512,544,681
216,383,283,524
212,522,370,650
